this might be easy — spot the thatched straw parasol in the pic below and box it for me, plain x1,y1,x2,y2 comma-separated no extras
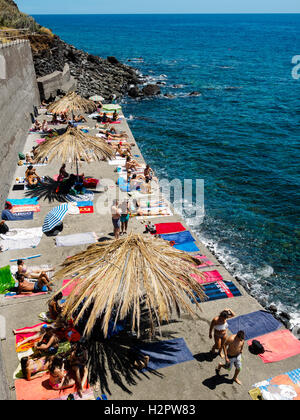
48,91,97,115
54,233,207,338
33,126,115,166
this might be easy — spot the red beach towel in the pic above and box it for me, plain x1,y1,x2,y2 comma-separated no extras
154,222,186,235
193,255,215,267
15,372,89,400
248,329,300,363
15,323,45,352
202,270,223,282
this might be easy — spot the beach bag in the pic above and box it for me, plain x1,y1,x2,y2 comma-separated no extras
18,153,25,160
249,339,265,355
0,222,9,234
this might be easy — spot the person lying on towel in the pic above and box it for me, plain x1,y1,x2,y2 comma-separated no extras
16,273,53,294
17,259,53,282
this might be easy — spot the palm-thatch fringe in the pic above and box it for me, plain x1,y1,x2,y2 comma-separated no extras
54,233,207,339
33,126,115,164
48,91,97,115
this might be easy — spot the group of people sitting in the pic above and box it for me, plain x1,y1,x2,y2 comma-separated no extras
15,315,89,397
32,120,52,134
96,110,119,124
126,160,158,195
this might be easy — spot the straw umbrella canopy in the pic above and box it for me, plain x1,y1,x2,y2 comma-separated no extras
54,233,207,339
33,126,115,167
48,91,97,115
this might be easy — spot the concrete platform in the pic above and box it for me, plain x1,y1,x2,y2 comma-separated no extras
0,108,299,400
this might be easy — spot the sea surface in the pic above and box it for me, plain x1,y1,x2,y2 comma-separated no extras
34,14,300,325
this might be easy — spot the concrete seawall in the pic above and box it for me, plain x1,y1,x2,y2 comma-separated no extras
0,40,40,208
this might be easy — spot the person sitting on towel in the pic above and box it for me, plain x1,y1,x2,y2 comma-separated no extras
17,259,52,282
16,272,53,294
48,292,64,321
41,120,50,133
33,120,42,131
57,163,69,183
112,110,118,121
51,113,59,124
25,166,42,188
73,115,87,123
126,156,143,173
26,153,35,164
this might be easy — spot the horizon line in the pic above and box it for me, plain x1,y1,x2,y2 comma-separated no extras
30,12,300,15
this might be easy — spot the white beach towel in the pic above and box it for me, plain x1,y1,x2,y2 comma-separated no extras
55,232,98,247
0,228,43,252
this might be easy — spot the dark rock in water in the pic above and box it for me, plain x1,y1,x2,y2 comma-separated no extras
164,93,176,99
267,304,278,313
128,86,142,98
107,56,120,65
279,311,291,321
142,84,161,96
189,91,202,96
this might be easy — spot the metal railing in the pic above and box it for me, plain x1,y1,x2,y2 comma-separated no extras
0,28,33,47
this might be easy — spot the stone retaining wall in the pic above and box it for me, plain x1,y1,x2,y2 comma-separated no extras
0,40,40,208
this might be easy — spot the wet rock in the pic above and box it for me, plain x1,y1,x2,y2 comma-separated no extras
142,84,161,96
189,91,202,96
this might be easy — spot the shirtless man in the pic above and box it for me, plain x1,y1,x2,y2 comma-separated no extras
111,199,122,239
16,273,53,294
216,330,245,385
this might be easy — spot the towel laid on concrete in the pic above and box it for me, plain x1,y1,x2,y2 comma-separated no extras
173,242,199,252
252,368,300,400
55,232,97,247
248,329,300,363
0,227,43,252
227,310,282,340
160,230,195,245
136,337,194,371
191,280,242,303
154,222,186,234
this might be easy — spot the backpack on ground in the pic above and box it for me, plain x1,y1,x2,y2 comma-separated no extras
249,339,265,355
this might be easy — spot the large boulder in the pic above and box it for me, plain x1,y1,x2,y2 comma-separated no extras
142,84,161,96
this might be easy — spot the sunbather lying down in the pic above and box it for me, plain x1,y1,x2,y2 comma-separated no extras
17,259,54,280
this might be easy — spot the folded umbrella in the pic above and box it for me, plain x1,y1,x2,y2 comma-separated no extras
42,204,69,233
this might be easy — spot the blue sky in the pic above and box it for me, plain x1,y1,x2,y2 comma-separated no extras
15,0,300,15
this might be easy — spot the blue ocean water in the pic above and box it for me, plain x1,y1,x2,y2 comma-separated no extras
34,14,300,323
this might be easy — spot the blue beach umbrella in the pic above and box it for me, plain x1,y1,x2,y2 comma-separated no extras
42,204,69,233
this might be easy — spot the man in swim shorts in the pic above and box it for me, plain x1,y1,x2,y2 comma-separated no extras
111,199,121,239
16,273,52,294
215,330,245,385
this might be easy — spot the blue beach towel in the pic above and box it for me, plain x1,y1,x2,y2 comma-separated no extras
1,210,34,221
136,338,194,371
174,242,200,252
76,201,94,207
227,310,282,341
160,230,195,245
191,281,242,304
7,197,39,206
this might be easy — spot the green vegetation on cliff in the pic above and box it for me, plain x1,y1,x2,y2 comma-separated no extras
0,0,40,32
